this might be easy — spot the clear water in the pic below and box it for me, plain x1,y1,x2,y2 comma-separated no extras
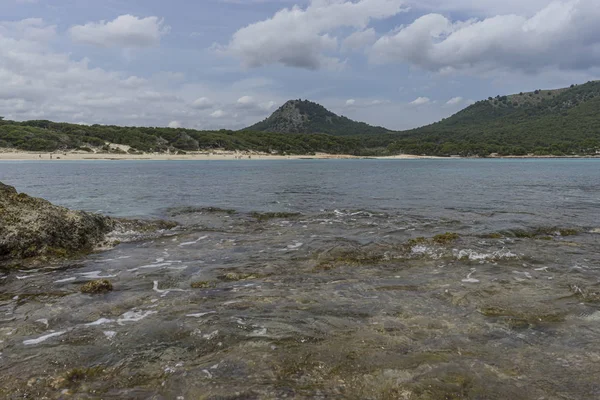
2,159,599,227
1,159,600,399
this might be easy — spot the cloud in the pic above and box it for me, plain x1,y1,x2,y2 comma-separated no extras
371,0,600,74
342,28,377,51
410,0,555,16
445,96,463,105
345,99,356,106
236,95,255,108
410,96,431,105
69,15,170,48
168,120,182,128
210,109,226,118
0,18,56,42
191,97,214,109
220,0,406,70
0,18,284,130
233,96,277,115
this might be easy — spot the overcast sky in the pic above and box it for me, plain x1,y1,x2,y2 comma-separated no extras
1,0,599,130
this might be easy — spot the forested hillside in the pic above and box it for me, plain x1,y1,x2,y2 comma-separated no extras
0,118,373,155
388,81,600,156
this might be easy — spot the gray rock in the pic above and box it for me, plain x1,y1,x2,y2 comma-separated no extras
0,182,176,266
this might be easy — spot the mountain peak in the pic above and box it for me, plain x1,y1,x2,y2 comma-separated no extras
244,99,390,136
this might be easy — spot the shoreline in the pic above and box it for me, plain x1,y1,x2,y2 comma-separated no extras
0,150,598,161
0,150,441,161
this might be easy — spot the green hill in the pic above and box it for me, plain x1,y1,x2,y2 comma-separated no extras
388,81,600,156
244,99,390,136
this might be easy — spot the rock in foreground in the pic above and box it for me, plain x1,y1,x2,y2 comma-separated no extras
0,182,175,265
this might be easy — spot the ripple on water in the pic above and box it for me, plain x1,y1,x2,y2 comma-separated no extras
23,331,67,346
117,310,157,325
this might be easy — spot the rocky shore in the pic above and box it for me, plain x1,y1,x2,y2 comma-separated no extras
0,182,176,267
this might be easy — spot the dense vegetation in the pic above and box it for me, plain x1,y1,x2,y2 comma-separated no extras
0,118,372,155
245,100,391,136
389,81,600,156
1,81,599,157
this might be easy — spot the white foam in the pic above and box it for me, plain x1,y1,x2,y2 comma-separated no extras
54,277,76,283
411,245,429,254
167,265,189,271
23,331,66,346
127,262,176,272
152,281,188,297
16,274,41,280
286,242,303,250
186,311,216,318
513,271,533,279
79,271,116,279
36,319,49,328
84,318,114,327
462,269,480,283
203,330,219,340
103,331,117,340
250,327,268,336
454,248,518,262
117,310,157,325
179,235,208,247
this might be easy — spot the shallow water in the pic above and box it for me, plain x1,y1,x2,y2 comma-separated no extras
1,160,600,399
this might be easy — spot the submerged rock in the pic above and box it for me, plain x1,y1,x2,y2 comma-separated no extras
80,279,113,294
0,181,177,267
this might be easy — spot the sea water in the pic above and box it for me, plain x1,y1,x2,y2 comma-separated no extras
0,159,599,398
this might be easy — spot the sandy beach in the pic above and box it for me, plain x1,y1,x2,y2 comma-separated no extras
0,149,439,161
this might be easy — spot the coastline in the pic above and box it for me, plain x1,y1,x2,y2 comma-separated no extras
0,149,598,161
0,149,441,161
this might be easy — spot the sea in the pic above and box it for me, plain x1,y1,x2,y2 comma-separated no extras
1,159,599,399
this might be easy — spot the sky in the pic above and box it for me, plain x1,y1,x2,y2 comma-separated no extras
1,0,599,131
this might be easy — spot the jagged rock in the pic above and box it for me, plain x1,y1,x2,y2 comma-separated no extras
0,181,176,266
0,182,116,262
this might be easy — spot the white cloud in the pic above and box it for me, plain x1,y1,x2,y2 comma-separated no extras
0,18,56,42
69,15,170,48
371,0,600,74
168,120,182,128
191,97,213,109
0,18,283,130
210,109,226,118
220,0,406,70
236,95,255,108
345,99,356,106
411,0,555,16
445,96,463,105
410,97,430,105
342,28,377,51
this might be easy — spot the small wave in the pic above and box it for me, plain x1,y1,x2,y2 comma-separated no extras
23,330,67,346
84,318,114,327
186,311,216,318
453,248,518,262
166,206,236,216
179,235,208,247
410,245,443,260
117,310,157,325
